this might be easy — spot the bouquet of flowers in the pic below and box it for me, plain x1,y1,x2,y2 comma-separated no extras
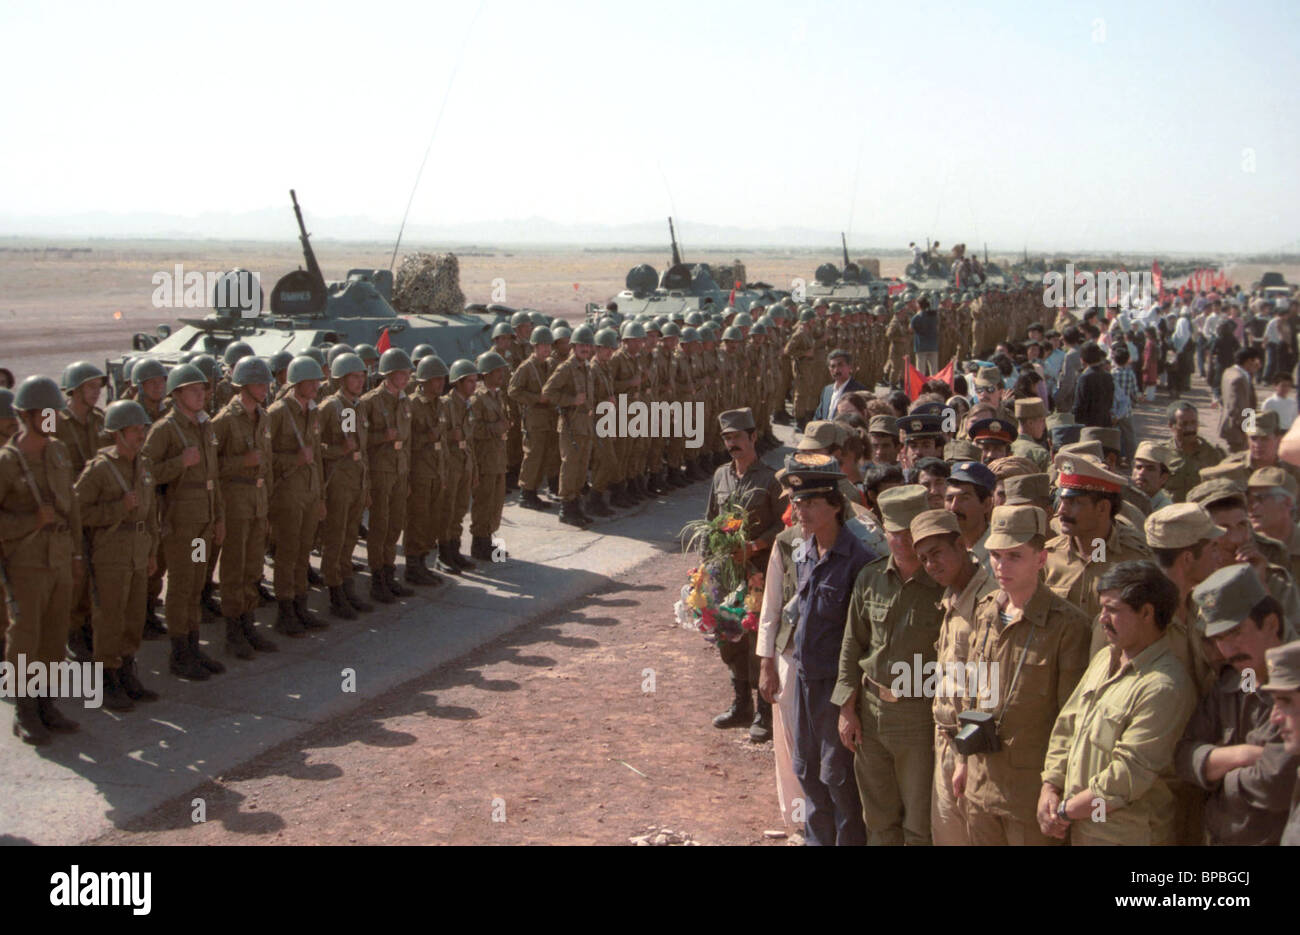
673,498,764,644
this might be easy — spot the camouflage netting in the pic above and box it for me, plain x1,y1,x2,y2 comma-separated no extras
392,252,465,317
707,260,747,288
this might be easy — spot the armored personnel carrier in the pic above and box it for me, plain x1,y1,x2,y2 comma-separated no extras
805,233,891,304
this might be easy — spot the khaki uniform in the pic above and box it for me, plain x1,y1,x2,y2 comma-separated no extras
543,354,594,501
56,406,105,642
667,348,695,471
588,356,618,495
267,394,323,599
469,384,509,539
211,397,273,618
607,347,641,485
1010,437,1051,472
440,390,475,545
360,385,411,570
834,557,944,845
646,346,673,476
213,378,236,412
142,409,224,636
405,386,445,561
962,585,1092,845
508,355,559,492
1042,637,1196,845
783,327,819,421
1,439,81,666
318,390,369,586
75,446,158,668
1165,436,1224,503
884,317,910,385
1042,519,1151,654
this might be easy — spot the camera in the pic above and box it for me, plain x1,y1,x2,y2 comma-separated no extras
953,710,1002,756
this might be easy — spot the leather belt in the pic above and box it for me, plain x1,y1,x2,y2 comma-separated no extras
226,476,265,487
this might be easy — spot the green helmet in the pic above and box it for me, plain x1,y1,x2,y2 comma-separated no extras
699,324,717,342
685,312,704,326
223,341,254,367
510,311,532,329
751,323,767,336
412,343,436,362
0,388,14,421
300,347,325,368
530,326,554,345
60,360,106,393
594,328,619,349
680,327,700,343
571,324,596,346
13,376,65,412
598,316,618,331
491,322,515,340
327,343,356,365
758,315,775,329
661,322,680,338
799,309,816,323
476,350,508,374
829,302,843,315
268,350,294,374
872,304,886,316
722,325,743,341
643,320,663,335
769,305,787,320
378,348,413,375
448,359,479,383
416,355,449,381
552,324,572,341
669,311,686,324
355,343,379,363
287,355,326,385
232,356,273,387
620,321,645,340
131,358,167,385
190,354,218,382
330,352,367,380
104,399,150,433
165,363,206,395
529,311,549,326
733,313,754,328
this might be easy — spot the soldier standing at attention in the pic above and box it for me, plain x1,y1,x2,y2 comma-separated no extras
439,360,479,573
509,326,558,511
267,355,328,634
131,359,169,639
403,354,448,588
215,342,253,411
585,329,620,518
2,377,83,744
319,353,374,614
361,349,416,603
469,350,511,561
142,364,226,681
211,356,279,656
57,361,107,661
543,325,596,528
607,323,644,507
783,310,819,430
75,400,162,710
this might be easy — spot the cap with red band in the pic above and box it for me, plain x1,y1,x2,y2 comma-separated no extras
1052,451,1127,495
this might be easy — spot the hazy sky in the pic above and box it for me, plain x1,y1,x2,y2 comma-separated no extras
2,0,1296,252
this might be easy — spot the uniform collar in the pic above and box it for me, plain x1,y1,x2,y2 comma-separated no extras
1110,633,1173,677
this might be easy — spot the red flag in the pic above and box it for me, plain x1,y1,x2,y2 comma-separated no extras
934,357,955,391
888,281,907,296
1151,260,1163,295
903,357,926,401
728,286,736,306
376,327,391,352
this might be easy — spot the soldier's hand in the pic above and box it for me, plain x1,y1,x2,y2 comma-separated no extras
36,504,57,528
344,435,358,452
574,392,586,406
181,445,201,467
386,427,398,441
123,491,140,512
952,760,967,799
758,658,781,704
148,556,157,577
837,703,862,751
213,521,226,546
1235,543,1268,581
299,446,314,464
538,395,549,405
243,450,261,467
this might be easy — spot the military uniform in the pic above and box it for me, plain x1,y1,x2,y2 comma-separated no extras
267,394,324,604
508,355,558,498
405,383,446,571
1165,436,1224,503
440,386,476,558
319,387,370,599
361,384,412,578
543,350,594,506
469,381,509,551
55,404,105,651
211,395,273,636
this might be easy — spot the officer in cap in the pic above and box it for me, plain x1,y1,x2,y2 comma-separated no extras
403,354,449,589
439,359,479,571
1131,441,1174,511
867,414,901,466
211,355,279,655
361,348,416,600
508,325,559,511
142,364,226,680
946,461,997,569
319,353,374,615
1001,472,1053,514
74,400,163,710
899,412,944,469
469,350,511,560
969,416,1018,465
2,377,84,743
543,325,597,527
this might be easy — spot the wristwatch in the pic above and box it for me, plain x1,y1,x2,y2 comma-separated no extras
1056,800,1069,822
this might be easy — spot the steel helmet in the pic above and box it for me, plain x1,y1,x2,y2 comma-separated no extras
355,343,380,363
377,348,413,375
301,347,327,367
722,326,743,341
680,327,700,343
411,343,436,362
131,358,167,385
416,355,449,381
799,309,816,323
491,322,515,340
529,311,549,326
643,320,663,335
0,388,14,421
476,350,508,374
231,356,273,387
552,325,572,341
190,354,218,382
104,399,150,433
733,313,754,328
660,322,680,338
223,341,254,367
448,359,479,383
330,353,367,380
510,311,532,329
684,312,704,326
13,376,66,412
327,343,356,365
268,350,294,374
751,323,767,336
758,315,776,329
571,325,596,346
620,321,645,340
286,355,326,385
530,326,555,345
60,361,106,393
165,363,206,395
594,328,619,349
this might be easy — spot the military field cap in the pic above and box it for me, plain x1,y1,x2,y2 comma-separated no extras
868,414,899,438
945,439,982,461
1145,502,1226,549
910,508,962,545
949,460,996,494
798,420,846,451
1198,460,1249,486
900,412,944,439
1133,441,1172,470
1054,451,1127,496
1193,563,1269,638
974,366,1003,389
1260,640,1300,693
1014,398,1047,420
877,484,930,533
718,408,755,434
1027,321,1046,333
1059,440,1104,460
1187,477,1246,509
1049,423,1083,448
988,456,1039,479
1245,409,1282,437
970,416,1018,443
782,452,844,500
1080,426,1121,453
1003,472,1052,507
1248,466,1298,500
986,504,1048,550
909,401,946,418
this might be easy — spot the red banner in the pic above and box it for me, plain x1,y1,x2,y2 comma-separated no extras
1151,260,1163,295
376,327,391,352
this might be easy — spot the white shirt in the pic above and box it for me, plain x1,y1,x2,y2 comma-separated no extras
1263,393,1298,431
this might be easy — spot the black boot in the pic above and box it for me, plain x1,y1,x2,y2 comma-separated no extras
275,599,307,636
294,594,328,629
307,566,324,588
224,616,255,660
386,565,415,597
505,469,519,492
648,471,667,494
36,697,79,732
342,577,374,612
586,489,613,517
470,536,494,561
519,488,552,511
240,614,278,653
369,568,397,603
329,585,358,619
749,698,773,743
449,539,476,571
103,668,135,712
170,636,211,679
67,622,93,662
12,697,50,745
546,476,562,500
120,655,160,701
200,581,222,621
435,542,462,576
668,467,689,488
257,579,275,606
404,555,442,587
143,599,167,640
712,680,754,729
610,481,632,508
189,630,226,674
559,499,591,527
